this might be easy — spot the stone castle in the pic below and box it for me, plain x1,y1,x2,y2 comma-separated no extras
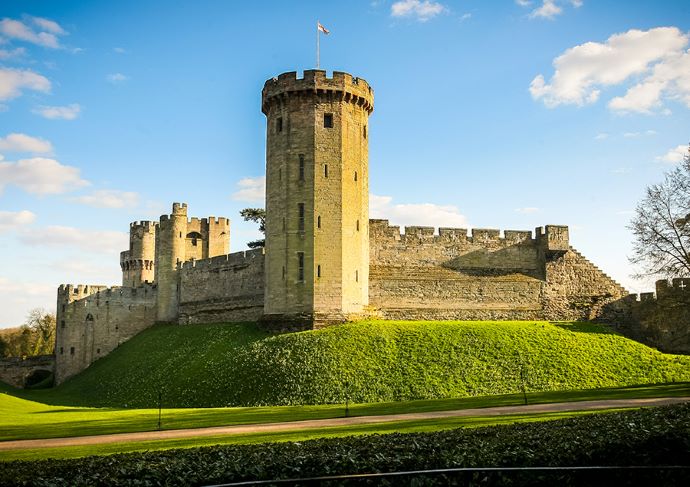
54,70,639,384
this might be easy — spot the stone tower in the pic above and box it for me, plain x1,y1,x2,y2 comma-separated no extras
261,70,374,325
155,202,187,321
120,221,157,287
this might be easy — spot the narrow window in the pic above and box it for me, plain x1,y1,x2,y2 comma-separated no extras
354,171,358,182
298,203,305,232
60,347,63,355
97,348,101,354
62,304,65,312
60,320,65,329
297,252,305,281
324,164,329,178
277,117,283,133
70,347,75,355
282,217,286,231
282,266,286,280
363,125,367,139
324,113,333,128
356,220,360,232
279,167,282,181
317,265,321,278
179,232,182,238
317,215,321,229
355,270,359,282
299,154,305,181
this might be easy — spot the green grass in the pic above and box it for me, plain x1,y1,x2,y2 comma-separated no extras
10,320,690,408
0,408,623,462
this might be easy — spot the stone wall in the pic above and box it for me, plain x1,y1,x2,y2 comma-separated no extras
55,283,157,384
178,248,265,324
0,355,54,388
369,220,628,321
609,278,690,354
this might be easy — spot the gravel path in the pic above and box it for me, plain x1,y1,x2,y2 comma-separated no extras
1,396,688,451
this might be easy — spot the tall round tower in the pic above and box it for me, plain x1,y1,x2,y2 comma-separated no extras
261,70,374,326
155,202,187,322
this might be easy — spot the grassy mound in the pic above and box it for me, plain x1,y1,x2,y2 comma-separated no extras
31,321,690,408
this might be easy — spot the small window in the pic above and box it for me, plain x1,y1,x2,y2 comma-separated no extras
279,167,282,181
317,216,321,229
297,252,305,282
277,117,283,133
317,265,321,278
61,320,65,329
282,217,286,231
299,154,305,181
70,347,75,355
298,203,305,232
282,266,286,280
62,304,65,312
356,220,360,232
97,348,101,354
60,347,64,355
324,113,333,128
354,171,358,182
355,270,359,282
324,164,328,178
363,125,367,139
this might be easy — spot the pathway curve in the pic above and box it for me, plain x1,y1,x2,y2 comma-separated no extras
1,396,688,451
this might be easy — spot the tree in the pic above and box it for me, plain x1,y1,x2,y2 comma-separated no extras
25,308,56,356
0,336,8,358
629,144,690,279
240,208,266,248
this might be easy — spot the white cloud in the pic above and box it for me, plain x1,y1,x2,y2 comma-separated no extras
391,0,447,22
0,67,51,101
655,144,688,164
516,0,532,6
0,277,56,327
610,167,630,175
106,73,129,84
571,0,583,7
594,132,609,140
231,176,265,202
113,47,126,54
0,47,25,60
0,157,89,195
0,133,53,153
19,226,128,255
0,210,36,233
530,0,562,19
32,103,81,120
0,17,66,49
370,194,468,228
530,27,689,110
514,207,540,214
30,16,66,35
70,189,140,209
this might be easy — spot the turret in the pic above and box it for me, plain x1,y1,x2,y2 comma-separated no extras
120,221,157,287
261,70,374,325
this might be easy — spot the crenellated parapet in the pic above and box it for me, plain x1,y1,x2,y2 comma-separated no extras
179,248,264,271
262,70,374,115
369,219,547,246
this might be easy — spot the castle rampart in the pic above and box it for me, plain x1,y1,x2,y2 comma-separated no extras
55,283,157,384
607,278,690,354
178,248,265,324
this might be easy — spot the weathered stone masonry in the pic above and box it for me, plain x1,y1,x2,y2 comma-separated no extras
53,69,650,385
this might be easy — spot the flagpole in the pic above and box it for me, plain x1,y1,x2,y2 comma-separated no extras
316,20,320,69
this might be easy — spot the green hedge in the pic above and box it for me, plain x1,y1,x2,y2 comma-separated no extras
2,404,689,486
39,321,690,408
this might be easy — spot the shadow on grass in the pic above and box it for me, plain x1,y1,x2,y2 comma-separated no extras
551,321,617,335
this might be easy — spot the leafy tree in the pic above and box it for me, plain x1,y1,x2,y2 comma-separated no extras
0,309,55,358
240,208,266,249
0,336,8,358
629,144,690,278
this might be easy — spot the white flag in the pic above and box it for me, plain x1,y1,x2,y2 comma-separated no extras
317,22,330,35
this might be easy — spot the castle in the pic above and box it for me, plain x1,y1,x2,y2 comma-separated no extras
54,70,636,384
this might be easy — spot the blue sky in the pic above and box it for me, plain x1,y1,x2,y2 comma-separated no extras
1,0,689,327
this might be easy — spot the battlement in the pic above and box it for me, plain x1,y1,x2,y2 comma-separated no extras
179,248,264,271
369,219,539,245
187,217,230,226
58,282,156,302
129,220,157,231
626,279,690,302
262,70,374,114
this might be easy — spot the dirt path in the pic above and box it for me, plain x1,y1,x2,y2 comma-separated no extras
1,396,688,451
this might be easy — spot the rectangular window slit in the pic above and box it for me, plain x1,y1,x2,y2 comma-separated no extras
317,265,321,278
324,113,333,128
297,252,305,282
299,154,305,181
298,203,305,232
324,164,328,178
277,117,283,133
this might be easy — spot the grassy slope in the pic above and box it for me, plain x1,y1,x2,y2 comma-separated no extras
14,320,690,408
